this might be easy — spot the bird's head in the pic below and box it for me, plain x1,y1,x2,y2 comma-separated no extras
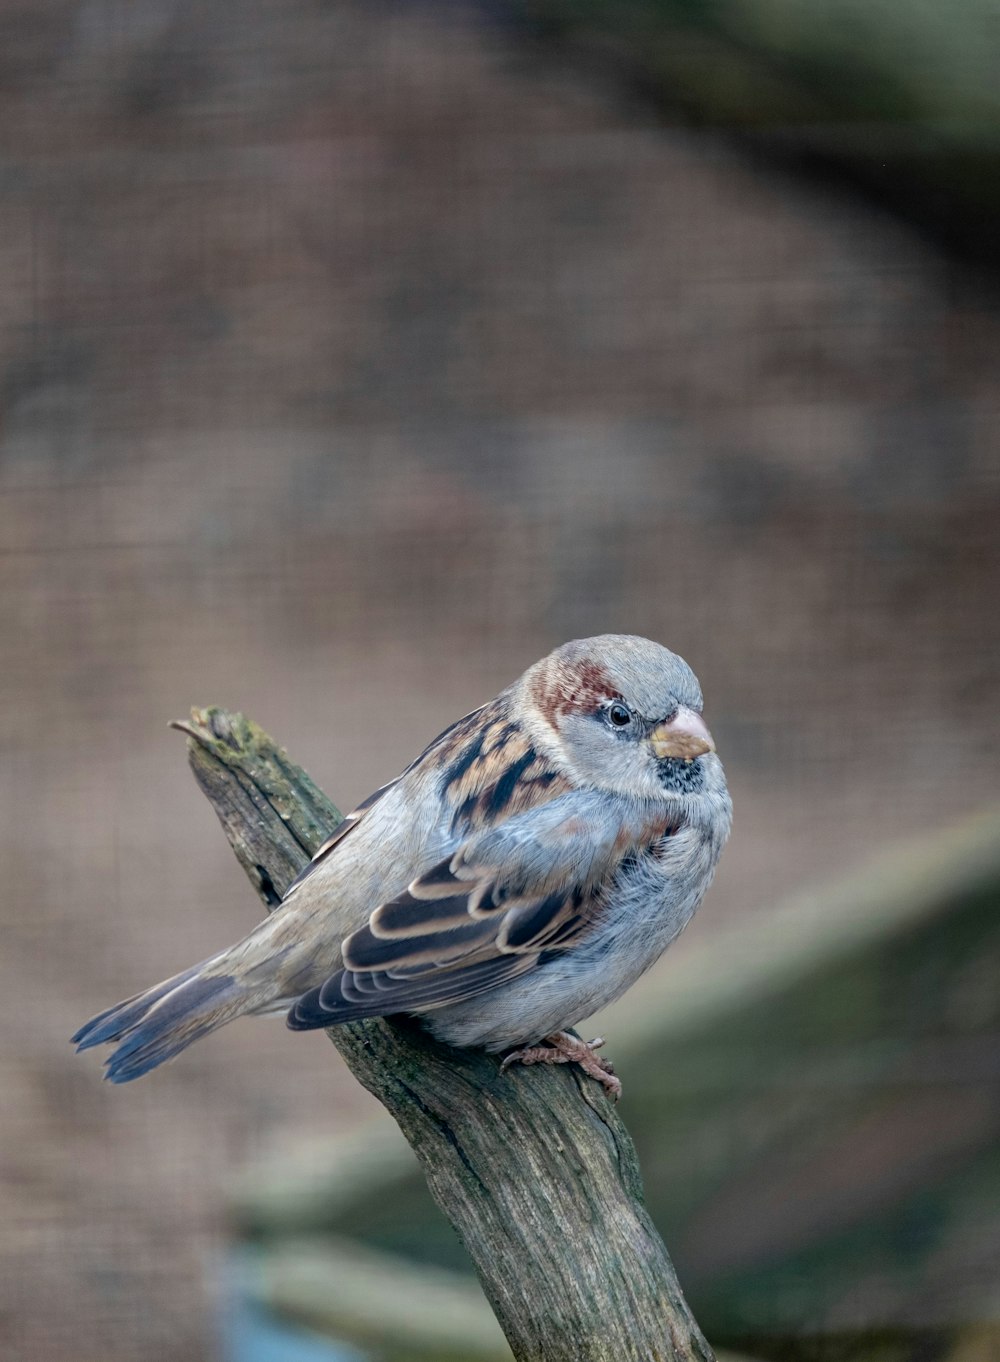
522,634,723,803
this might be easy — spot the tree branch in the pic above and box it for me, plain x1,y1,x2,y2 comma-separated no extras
175,705,715,1362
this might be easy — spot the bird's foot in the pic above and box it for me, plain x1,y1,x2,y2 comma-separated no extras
501,1031,622,1101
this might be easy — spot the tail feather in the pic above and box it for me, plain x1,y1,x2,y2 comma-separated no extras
72,965,202,1051
74,962,247,1083
74,910,323,1082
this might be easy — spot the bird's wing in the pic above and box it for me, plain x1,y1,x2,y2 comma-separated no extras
282,778,402,897
281,701,495,898
288,790,682,1027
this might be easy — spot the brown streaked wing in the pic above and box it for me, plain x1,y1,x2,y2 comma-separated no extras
280,701,492,897
290,810,685,1031
435,699,573,834
287,952,537,1029
343,802,685,975
288,873,605,1033
344,912,498,971
343,862,602,974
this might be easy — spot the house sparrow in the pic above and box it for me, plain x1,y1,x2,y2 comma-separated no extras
75,635,732,1098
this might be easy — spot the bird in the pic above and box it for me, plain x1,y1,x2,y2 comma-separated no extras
74,634,732,1098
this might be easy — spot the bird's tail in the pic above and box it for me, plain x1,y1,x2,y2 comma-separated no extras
73,917,302,1083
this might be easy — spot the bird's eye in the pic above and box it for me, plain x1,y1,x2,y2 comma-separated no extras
607,702,632,728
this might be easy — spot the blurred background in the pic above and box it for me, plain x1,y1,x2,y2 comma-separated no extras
2,0,998,1359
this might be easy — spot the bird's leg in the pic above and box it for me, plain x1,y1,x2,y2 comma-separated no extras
501,1032,622,1101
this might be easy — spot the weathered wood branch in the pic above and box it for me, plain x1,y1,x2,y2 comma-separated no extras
175,705,715,1362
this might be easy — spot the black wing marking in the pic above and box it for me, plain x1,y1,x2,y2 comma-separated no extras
288,953,535,1029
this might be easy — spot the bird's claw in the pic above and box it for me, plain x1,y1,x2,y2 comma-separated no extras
501,1031,622,1101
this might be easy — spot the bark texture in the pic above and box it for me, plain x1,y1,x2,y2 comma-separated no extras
176,705,715,1362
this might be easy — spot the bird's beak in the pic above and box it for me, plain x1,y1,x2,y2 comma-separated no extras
650,706,716,761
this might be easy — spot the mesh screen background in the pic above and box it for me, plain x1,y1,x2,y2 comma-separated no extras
2,2,998,1357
